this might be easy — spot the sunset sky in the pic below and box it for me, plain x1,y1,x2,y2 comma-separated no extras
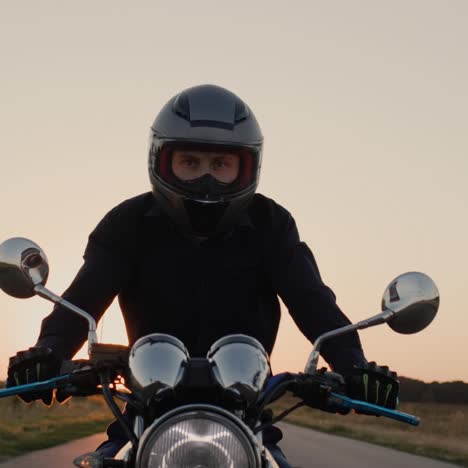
1,1,467,383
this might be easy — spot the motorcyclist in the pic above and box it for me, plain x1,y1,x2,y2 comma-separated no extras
7,84,399,467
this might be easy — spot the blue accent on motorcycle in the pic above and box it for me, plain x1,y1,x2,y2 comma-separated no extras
0,375,71,398
330,392,420,426
263,373,291,394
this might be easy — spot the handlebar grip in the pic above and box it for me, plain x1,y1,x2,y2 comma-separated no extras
330,392,420,426
60,359,92,375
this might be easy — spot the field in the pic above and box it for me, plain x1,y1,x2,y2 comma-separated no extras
0,396,114,462
0,394,467,466
272,394,468,467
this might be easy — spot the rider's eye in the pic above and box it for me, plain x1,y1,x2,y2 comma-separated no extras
181,157,198,167
214,159,227,168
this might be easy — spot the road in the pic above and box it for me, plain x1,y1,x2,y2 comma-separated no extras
277,423,459,467
0,423,460,467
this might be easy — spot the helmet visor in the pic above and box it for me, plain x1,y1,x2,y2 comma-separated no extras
172,149,240,183
155,142,257,197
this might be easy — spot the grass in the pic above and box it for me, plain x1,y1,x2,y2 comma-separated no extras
0,394,466,466
0,395,114,462
270,394,468,467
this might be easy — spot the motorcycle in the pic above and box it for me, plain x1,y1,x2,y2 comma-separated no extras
0,237,440,468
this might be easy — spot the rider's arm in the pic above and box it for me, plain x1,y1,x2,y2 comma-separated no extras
267,202,366,376
35,198,141,359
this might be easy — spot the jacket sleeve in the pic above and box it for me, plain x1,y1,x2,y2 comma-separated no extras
35,204,136,359
269,208,366,376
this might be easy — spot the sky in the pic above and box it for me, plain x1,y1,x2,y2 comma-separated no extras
0,1,467,383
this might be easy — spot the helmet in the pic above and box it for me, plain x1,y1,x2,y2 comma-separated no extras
148,84,263,237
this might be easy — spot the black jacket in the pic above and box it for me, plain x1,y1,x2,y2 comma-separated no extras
36,192,365,375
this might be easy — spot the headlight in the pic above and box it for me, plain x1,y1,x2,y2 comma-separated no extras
128,334,189,402
207,335,271,405
136,408,259,468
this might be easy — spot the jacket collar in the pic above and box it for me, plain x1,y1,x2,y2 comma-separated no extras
144,199,254,232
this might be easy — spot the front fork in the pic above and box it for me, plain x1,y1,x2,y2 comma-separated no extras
263,448,280,468
113,415,145,463
257,430,279,468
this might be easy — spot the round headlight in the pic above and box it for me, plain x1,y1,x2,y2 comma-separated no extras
136,409,258,468
128,334,189,401
207,335,271,405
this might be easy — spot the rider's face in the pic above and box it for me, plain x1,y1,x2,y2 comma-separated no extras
171,150,240,184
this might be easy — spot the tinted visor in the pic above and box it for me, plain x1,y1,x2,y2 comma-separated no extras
157,142,256,191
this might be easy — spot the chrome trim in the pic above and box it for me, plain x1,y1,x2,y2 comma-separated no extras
207,334,271,405
263,447,280,468
133,415,145,439
135,404,262,468
34,284,98,351
0,237,49,298
115,441,133,461
382,271,439,334
128,334,189,402
305,271,439,374
0,237,98,353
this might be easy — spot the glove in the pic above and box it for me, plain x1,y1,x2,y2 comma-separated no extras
292,369,349,414
6,346,61,405
347,361,399,410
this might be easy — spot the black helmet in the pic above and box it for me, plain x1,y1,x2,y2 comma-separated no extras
148,84,263,237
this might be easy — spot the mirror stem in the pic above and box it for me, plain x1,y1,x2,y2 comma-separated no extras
355,309,395,330
34,284,98,354
304,309,395,374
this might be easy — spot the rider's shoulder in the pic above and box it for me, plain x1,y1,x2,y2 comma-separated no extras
106,192,154,217
249,193,295,228
98,192,154,224
90,192,153,238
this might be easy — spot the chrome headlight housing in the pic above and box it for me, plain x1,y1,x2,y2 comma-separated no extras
136,406,260,468
128,334,189,402
207,335,271,405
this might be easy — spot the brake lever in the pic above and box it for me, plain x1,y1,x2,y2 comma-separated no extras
329,392,420,426
0,375,71,398
0,361,98,399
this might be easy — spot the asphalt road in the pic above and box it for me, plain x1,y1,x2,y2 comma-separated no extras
277,423,459,467
0,423,460,468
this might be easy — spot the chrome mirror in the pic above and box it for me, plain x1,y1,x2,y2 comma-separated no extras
0,236,98,353
0,237,49,298
305,271,440,374
382,272,439,334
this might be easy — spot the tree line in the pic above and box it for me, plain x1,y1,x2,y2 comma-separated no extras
1,378,468,404
400,376,468,404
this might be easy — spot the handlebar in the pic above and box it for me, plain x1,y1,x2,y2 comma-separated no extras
0,375,71,397
0,360,98,399
0,367,420,427
329,392,420,426
261,372,420,426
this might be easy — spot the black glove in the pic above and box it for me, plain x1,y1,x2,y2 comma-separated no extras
292,369,349,414
347,361,399,410
6,346,61,405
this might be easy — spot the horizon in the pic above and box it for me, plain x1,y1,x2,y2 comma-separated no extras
1,1,467,383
